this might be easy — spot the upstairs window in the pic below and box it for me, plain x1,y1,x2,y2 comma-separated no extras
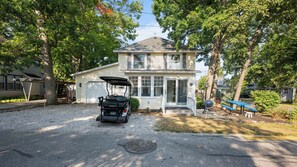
127,54,146,69
168,54,181,69
133,54,145,69
165,53,187,69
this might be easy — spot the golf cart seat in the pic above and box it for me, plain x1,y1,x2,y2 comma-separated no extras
106,95,128,102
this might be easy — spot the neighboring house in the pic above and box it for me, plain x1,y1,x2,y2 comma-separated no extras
71,37,198,115
0,66,44,100
281,87,296,102
0,66,75,101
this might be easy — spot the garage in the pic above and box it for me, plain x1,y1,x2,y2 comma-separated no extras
86,81,108,103
71,62,125,103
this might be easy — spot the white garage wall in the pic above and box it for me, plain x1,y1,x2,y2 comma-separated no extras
74,64,125,103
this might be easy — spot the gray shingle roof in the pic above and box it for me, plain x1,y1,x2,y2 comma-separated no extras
114,37,196,53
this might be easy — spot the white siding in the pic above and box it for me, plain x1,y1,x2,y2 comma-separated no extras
75,64,124,103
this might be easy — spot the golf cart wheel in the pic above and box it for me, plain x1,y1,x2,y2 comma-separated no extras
100,115,105,123
124,115,129,123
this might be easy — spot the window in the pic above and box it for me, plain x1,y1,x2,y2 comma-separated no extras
127,54,147,69
0,75,22,91
133,54,145,69
166,54,187,69
141,76,151,96
129,76,138,96
168,54,181,69
154,76,163,96
7,75,14,90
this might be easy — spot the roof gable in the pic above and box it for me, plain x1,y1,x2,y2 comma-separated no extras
70,62,119,77
114,37,196,53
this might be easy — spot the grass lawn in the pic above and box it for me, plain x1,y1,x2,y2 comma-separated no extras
155,115,297,140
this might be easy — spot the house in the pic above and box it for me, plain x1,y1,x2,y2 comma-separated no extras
0,66,76,101
0,66,44,100
71,37,198,115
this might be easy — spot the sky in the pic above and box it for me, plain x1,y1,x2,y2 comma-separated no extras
129,0,208,79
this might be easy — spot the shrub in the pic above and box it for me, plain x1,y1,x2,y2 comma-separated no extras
287,108,297,122
251,90,280,112
196,95,204,109
130,97,140,112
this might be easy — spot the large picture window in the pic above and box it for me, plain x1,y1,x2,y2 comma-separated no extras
141,76,151,96
154,76,163,96
129,76,138,96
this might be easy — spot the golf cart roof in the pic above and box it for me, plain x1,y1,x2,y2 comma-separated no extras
99,76,132,86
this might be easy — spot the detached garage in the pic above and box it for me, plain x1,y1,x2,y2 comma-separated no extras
71,63,125,103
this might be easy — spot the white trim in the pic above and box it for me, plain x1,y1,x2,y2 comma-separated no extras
165,77,188,107
71,62,119,77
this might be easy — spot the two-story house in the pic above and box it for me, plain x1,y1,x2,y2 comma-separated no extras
71,37,197,115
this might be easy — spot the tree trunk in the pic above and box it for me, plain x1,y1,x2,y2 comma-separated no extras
233,47,252,103
206,36,223,101
36,11,58,105
206,52,215,100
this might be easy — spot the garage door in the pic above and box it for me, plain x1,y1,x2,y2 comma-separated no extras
86,81,108,103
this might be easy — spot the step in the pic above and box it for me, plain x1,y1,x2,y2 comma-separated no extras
165,107,194,116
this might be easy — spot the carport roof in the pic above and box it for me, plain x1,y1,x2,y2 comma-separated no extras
70,62,119,77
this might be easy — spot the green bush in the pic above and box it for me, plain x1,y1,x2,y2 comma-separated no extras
196,95,204,109
130,97,140,112
251,90,280,112
286,108,297,122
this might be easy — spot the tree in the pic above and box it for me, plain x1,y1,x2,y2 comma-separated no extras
153,0,236,100
222,0,297,102
0,0,142,104
248,26,297,89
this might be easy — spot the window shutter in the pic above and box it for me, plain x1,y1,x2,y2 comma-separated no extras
147,53,151,69
127,53,132,69
182,53,187,69
163,53,167,69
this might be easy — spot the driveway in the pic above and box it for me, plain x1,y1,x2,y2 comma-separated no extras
0,104,297,167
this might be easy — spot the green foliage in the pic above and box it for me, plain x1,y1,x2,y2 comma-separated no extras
266,105,297,122
130,97,140,112
287,108,297,122
0,0,143,80
196,95,204,109
251,90,281,112
197,76,207,90
0,97,26,103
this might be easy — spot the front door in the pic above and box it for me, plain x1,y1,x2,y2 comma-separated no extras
166,79,187,106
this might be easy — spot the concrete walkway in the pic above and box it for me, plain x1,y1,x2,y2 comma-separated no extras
0,100,45,113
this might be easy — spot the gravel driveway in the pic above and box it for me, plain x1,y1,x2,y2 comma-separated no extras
0,104,159,135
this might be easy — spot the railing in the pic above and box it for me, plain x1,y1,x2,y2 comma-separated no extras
187,97,196,116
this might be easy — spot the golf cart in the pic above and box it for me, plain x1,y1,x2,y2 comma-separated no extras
96,76,132,123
